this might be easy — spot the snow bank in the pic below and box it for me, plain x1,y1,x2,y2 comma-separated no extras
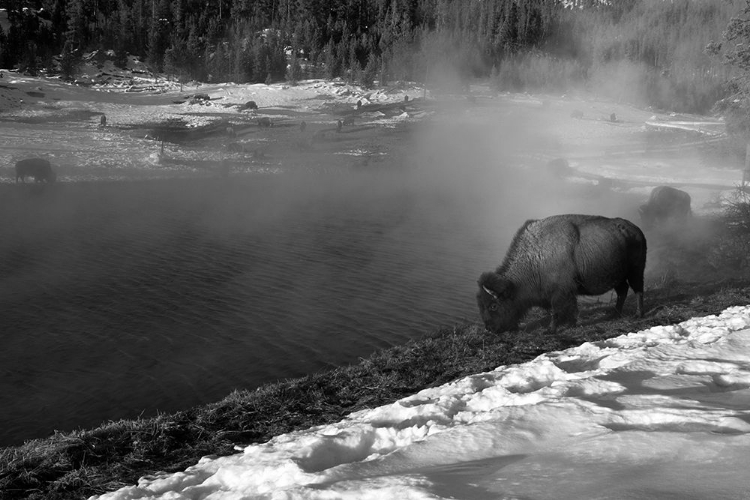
92,305,750,499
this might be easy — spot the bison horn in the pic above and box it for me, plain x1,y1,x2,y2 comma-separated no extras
482,285,498,300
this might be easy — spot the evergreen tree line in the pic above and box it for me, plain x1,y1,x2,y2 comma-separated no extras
0,0,744,112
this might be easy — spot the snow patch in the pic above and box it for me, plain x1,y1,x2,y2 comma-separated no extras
92,305,750,500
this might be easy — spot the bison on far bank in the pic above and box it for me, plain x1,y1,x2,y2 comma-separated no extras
477,214,646,334
15,158,57,183
639,186,691,230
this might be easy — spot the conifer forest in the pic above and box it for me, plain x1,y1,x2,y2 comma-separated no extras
0,0,746,113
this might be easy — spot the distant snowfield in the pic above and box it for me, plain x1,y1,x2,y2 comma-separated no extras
1,64,745,217
93,305,750,500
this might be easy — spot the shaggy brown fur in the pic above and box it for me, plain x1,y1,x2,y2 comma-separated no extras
638,186,692,230
477,214,646,334
15,158,56,183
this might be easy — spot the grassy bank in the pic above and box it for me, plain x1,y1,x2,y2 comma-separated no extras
3,213,750,499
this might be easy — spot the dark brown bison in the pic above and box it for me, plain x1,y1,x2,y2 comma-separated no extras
257,117,272,127
15,158,57,183
638,186,691,230
477,214,646,334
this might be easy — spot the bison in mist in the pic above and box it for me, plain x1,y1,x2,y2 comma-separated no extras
546,158,572,178
15,158,57,183
477,214,646,334
638,186,691,230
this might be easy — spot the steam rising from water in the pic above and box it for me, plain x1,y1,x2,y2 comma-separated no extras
0,86,734,446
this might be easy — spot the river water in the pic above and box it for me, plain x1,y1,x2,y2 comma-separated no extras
0,144,518,446
2,96,729,447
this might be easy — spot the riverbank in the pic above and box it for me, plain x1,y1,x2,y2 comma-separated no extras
3,274,750,499
0,268,750,499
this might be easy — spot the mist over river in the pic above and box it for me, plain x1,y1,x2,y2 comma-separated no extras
1,89,727,447
0,157,518,447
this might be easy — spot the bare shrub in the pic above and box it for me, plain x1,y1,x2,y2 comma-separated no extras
706,186,750,270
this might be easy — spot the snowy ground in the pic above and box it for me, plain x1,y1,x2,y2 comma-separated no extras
2,60,744,218
92,305,750,500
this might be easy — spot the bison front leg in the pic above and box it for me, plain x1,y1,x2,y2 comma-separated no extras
550,292,578,333
634,291,644,318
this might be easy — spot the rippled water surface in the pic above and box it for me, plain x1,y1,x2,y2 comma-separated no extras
2,95,710,447
0,167,505,446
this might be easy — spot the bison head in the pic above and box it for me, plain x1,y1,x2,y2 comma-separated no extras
476,272,521,333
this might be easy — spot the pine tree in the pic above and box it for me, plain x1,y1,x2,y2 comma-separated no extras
287,50,303,84
65,0,89,51
360,52,377,88
60,40,81,80
709,0,750,137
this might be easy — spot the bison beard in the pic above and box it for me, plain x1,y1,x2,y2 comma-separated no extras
477,214,646,334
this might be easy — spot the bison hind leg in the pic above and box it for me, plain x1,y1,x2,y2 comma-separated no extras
614,281,629,315
626,269,645,318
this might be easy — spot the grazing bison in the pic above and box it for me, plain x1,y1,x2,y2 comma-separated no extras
638,186,691,230
257,117,272,127
15,158,57,183
477,214,646,334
